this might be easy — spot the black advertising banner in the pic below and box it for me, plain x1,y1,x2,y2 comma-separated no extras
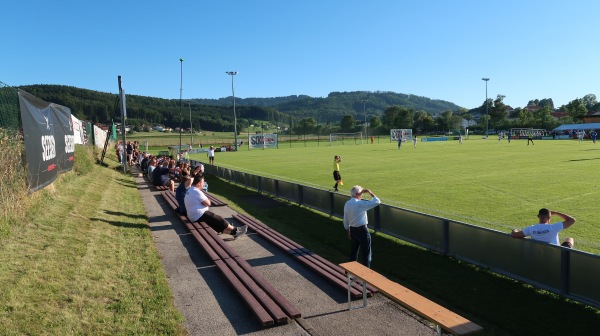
53,104,75,174
18,90,74,192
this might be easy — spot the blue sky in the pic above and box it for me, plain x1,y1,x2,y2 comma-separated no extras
3,1,599,109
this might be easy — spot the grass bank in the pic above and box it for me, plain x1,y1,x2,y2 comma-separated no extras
205,174,600,336
0,129,29,240
0,146,184,335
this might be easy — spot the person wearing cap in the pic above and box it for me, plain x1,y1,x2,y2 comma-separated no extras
343,186,381,268
184,174,247,238
511,208,576,248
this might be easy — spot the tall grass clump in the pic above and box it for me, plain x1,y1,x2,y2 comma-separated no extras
73,144,97,175
0,128,28,240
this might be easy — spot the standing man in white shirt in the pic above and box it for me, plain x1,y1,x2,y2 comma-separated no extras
207,146,215,164
343,186,381,268
511,208,576,248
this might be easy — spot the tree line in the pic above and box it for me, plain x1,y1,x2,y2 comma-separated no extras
10,85,599,135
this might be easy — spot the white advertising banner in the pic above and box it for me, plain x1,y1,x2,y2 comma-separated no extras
71,115,85,145
248,133,278,149
93,125,107,149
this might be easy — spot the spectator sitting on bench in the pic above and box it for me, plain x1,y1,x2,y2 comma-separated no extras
140,153,149,175
184,174,246,238
147,157,157,176
152,160,175,192
175,170,191,215
191,164,207,192
511,208,576,248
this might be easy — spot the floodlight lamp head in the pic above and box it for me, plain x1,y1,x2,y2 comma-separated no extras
180,58,184,62
482,78,489,81
226,71,238,76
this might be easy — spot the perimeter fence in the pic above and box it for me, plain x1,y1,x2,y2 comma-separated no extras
0,81,20,130
193,160,600,310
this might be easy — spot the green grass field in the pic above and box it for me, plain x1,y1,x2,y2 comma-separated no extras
0,146,184,335
189,137,600,254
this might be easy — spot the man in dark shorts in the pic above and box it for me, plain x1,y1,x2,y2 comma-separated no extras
332,155,342,192
184,175,247,238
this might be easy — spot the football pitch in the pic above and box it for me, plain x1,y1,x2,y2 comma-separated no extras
191,137,600,254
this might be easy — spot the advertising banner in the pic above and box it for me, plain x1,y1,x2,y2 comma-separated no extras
18,90,74,192
249,133,278,149
93,125,107,149
390,129,413,141
71,114,85,145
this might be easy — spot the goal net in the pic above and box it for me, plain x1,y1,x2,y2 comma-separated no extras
329,132,363,145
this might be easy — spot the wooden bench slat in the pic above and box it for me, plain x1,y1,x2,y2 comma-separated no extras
214,260,274,326
192,223,233,261
160,192,302,324
234,214,368,297
294,254,365,298
206,192,227,206
243,213,379,295
192,222,241,260
233,213,377,297
340,262,482,335
222,257,289,324
189,227,221,262
234,214,306,253
234,257,302,319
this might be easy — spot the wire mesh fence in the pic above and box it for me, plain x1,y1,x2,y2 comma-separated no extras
0,81,20,130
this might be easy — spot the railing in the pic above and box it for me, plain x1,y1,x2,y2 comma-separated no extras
194,160,600,309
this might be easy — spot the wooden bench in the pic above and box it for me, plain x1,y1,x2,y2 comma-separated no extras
339,261,482,336
232,213,378,299
205,192,227,207
161,191,301,326
143,174,169,191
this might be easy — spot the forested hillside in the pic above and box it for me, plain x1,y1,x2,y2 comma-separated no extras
19,85,286,132
17,85,464,133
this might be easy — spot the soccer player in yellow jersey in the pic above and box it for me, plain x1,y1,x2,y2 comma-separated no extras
333,155,342,192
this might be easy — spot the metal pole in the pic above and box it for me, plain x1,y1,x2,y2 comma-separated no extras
482,78,490,138
118,75,127,174
226,71,238,151
189,102,193,148
179,58,184,157
362,99,367,140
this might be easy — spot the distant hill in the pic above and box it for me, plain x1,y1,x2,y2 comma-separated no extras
17,85,464,132
193,91,463,119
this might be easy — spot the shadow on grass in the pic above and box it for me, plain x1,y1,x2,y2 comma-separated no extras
90,217,148,229
568,157,600,162
114,178,138,188
103,210,148,220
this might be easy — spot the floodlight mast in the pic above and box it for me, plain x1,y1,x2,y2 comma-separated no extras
226,71,238,151
362,99,368,140
482,78,490,138
179,58,184,155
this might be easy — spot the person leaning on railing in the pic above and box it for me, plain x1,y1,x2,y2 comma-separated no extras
511,208,576,248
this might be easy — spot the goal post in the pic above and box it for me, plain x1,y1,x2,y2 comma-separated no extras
329,132,363,145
